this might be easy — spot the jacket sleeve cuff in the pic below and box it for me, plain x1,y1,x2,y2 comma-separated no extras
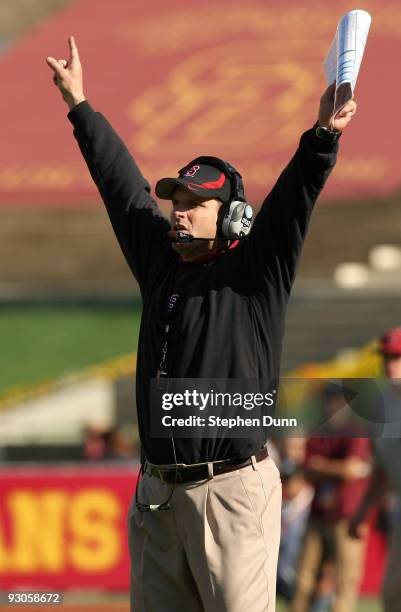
67,100,95,129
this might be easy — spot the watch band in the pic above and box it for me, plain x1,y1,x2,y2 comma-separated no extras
315,125,341,143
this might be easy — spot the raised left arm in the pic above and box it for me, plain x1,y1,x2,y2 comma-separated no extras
241,83,357,295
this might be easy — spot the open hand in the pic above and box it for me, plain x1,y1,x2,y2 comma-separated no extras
318,82,357,132
46,36,85,110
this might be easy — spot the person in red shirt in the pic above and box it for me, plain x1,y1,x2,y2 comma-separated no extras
349,328,401,612
291,385,371,612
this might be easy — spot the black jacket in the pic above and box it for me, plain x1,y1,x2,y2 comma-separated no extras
68,101,338,464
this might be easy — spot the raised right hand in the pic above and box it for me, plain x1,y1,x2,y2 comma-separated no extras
46,36,85,110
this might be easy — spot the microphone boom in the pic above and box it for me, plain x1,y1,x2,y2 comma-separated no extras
168,231,229,243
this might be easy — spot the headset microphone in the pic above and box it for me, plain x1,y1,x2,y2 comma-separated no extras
168,231,227,244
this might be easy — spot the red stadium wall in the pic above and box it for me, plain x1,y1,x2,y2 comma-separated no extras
1,0,401,208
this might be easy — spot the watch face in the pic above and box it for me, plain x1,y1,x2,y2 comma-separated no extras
316,126,340,143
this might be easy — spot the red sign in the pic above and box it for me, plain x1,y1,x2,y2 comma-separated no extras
0,466,138,590
0,0,400,207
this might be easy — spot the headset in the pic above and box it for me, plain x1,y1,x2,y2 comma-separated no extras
176,156,254,241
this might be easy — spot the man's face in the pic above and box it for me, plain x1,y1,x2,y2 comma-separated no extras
383,354,401,379
170,185,222,239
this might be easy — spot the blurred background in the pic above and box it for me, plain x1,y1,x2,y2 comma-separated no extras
0,0,400,610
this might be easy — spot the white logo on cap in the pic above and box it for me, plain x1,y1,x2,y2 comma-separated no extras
184,165,200,177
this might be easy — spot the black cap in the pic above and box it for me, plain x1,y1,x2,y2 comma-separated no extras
155,160,232,204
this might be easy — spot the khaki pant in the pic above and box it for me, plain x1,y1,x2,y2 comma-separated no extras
291,518,365,612
128,456,282,612
382,523,401,612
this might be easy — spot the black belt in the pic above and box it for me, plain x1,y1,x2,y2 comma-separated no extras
145,447,268,484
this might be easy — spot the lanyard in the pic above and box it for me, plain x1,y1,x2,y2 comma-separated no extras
156,291,181,389
156,259,211,389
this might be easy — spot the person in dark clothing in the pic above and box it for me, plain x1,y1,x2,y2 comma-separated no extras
47,36,357,612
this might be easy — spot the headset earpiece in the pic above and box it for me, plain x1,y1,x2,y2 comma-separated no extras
222,201,254,239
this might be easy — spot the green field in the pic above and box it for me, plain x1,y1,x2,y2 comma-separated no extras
0,303,142,394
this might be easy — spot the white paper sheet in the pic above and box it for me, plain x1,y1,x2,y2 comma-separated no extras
324,10,371,117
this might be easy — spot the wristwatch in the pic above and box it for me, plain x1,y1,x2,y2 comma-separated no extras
315,125,341,143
